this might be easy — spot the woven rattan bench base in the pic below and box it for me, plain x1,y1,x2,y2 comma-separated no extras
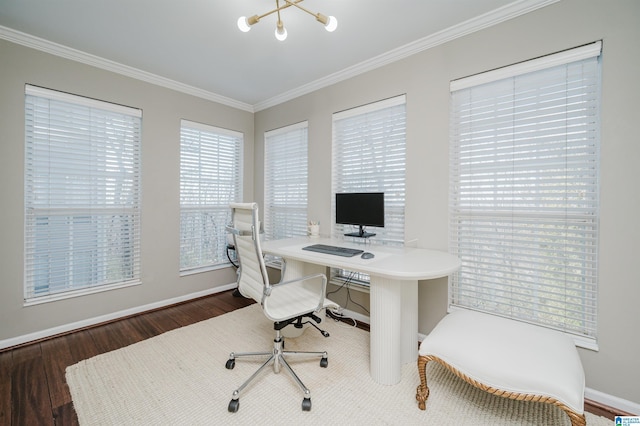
415,354,586,426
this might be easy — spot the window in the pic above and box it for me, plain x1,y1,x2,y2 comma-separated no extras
180,120,243,273
264,121,308,240
24,85,142,303
449,42,601,345
332,95,407,284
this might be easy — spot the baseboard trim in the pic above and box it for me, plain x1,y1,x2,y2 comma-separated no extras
0,283,237,351
340,308,370,325
585,388,639,416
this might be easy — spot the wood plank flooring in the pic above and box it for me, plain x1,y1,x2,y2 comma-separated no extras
0,290,254,425
0,289,620,425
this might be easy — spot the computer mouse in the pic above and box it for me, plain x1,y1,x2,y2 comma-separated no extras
361,252,375,259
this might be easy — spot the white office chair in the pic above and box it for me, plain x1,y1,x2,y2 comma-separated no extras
225,202,339,413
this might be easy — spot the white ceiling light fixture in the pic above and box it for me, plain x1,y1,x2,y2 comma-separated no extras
237,0,338,42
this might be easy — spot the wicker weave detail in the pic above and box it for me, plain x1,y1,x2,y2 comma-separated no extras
416,355,586,426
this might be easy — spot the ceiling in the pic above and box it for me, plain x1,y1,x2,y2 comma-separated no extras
0,0,554,111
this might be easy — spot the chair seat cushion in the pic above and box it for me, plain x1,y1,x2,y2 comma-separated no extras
419,309,585,414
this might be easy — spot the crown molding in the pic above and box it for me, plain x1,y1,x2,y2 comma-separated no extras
0,25,254,113
253,0,560,111
1,0,558,114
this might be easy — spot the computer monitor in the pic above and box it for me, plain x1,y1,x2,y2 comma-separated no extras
335,192,384,238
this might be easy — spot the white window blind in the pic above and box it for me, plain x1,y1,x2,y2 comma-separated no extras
332,95,406,285
180,120,243,272
332,95,406,245
449,42,601,343
264,121,308,240
24,85,142,303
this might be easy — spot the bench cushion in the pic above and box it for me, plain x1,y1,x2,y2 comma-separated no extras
419,309,585,414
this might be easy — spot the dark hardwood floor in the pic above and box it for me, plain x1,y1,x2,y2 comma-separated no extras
0,289,621,425
0,290,254,425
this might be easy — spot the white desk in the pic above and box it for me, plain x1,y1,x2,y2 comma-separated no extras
260,236,460,386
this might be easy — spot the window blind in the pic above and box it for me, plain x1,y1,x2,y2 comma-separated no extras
332,95,407,245
180,120,243,272
449,42,601,342
331,95,406,285
264,121,308,240
24,85,142,302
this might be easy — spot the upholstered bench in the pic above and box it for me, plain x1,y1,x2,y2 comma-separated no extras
416,309,586,426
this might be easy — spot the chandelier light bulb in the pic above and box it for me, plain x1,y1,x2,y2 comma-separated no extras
316,13,338,32
325,16,338,32
275,22,288,41
237,16,251,32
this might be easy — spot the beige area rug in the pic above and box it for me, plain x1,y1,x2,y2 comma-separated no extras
66,304,610,425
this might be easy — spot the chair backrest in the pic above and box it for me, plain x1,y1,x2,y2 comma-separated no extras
228,203,270,304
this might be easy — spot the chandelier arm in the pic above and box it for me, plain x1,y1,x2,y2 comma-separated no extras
281,0,323,21
254,7,281,21
254,0,304,21
276,0,282,22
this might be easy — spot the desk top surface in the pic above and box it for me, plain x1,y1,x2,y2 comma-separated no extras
261,236,460,281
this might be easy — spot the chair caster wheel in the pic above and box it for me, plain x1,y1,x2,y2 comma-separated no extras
320,357,328,368
225,359,235,369
302,397,312,411
228,399,239,412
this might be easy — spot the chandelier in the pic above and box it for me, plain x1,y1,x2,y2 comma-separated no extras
237,0,338,41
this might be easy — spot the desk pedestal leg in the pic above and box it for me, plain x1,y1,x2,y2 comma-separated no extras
370,277,418,385
401,280,418,365
369,276,402,385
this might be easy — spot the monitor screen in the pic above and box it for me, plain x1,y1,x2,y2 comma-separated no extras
335,192,384,237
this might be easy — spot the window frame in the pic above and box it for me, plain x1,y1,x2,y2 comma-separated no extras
179,119,243,274
331,95,407,286
448,42,602,348
264,121,309,241
24,85,142,304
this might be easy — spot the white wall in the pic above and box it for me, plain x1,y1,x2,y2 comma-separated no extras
0,40,254,345
254,0,640,407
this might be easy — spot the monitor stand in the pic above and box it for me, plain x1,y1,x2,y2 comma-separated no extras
344,225,376,238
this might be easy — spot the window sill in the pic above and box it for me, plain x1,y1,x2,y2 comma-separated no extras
180,262,233,277
24,279,142,307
